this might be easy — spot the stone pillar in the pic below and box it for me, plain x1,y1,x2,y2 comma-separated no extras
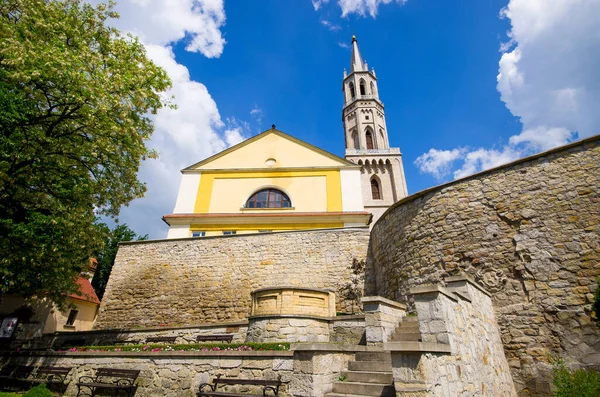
361,296,406,345
410,285,457,345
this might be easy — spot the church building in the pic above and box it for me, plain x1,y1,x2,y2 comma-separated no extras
163,37,407,238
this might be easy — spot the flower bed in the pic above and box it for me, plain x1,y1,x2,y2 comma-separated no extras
59,342,290,353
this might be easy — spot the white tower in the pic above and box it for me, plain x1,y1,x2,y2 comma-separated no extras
342,36,408,224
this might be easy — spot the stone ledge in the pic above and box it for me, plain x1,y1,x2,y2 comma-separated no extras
1,350,294,358
249,314,366,322
120,226,370,245
383,341,452,354
251,286,335,294
361,296,407,310
329,315,365,322
445,274,491,297
290,343,384,352
58,320,249,335
409,285,458,302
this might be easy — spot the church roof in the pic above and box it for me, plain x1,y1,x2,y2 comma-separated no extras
182,126,357,171
350,35,366,72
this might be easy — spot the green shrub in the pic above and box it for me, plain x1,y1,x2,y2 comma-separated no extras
552,358,600,397
23,384,53,397
0,392,19,397
61,341,290,352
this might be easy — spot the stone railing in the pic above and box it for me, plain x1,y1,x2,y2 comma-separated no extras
345,148,400,156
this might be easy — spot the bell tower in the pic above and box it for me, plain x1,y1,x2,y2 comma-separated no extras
342,36,408,224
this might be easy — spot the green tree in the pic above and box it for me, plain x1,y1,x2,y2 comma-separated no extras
0,0,170,305
92,223,147,300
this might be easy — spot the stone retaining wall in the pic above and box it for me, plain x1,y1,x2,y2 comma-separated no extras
0,351,293,397
368,136,600,396
96,228,370,329
34,321,248,349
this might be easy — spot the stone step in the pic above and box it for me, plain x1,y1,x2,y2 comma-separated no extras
332,381,395,396
395,322,420,330
355,351,392,362
324,393,376,397
390,331,422,341
348,360,393,373
343,370,393,384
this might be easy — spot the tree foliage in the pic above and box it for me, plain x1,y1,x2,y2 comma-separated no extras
92,223,147,300
0,0,170,305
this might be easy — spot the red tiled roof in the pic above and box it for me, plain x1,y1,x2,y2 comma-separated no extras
68,277,101,305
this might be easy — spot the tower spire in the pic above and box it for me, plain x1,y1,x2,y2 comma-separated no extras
350,35,366,72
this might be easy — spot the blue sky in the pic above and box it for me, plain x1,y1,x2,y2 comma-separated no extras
99,0,600,238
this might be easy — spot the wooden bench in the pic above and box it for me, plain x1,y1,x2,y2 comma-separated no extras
198,374,282,396
196,334,234,343
76,368,140,397
0,366,71,391
60,338,86,348
115,338,141,345
0,365,35,389
145,336,177,344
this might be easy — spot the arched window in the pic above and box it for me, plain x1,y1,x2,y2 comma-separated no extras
370,81,377,96
348,82,355,98
245,188,291,208
359,79,366,96
371,179,381,200
352,130,359,149
366,130,374,149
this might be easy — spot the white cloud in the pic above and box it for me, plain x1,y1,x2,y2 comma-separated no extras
320,19,341,31
312,0,329,11
86,0,246,238
250,105,263,125
338,42,350,49
105,0,226,58
414,148,465,180
417,0,600,181
338,0,407,18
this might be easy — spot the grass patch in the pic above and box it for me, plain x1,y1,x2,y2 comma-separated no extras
58,342,290,352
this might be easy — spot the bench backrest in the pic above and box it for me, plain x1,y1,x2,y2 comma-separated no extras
146,336,176,343
0,365,33,378
62,339,85,347
96,368,140,380
38,366,72,376
214,376,282,387
196,334,233,342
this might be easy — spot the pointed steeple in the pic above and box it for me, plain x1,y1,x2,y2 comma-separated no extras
350,35,366,72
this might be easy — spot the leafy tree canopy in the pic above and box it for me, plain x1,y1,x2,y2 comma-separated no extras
0,0,170,305
92,223,147,300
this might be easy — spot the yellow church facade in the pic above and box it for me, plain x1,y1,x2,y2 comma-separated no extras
163,128,371,238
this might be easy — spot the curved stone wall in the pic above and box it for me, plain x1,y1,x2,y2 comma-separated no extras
367,136,600,395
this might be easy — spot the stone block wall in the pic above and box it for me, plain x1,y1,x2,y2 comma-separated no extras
0,352,294,397
408,276,516,396
368,136,600,395
362,296,406,345
96,228,369,329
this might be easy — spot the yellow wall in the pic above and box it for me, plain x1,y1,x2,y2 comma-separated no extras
194,170,343,213
0,295,98,334
44,298,98,333
196,132,347,169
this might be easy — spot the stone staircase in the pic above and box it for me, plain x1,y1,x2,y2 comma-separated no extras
325,351,395,397
389,316,421,342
